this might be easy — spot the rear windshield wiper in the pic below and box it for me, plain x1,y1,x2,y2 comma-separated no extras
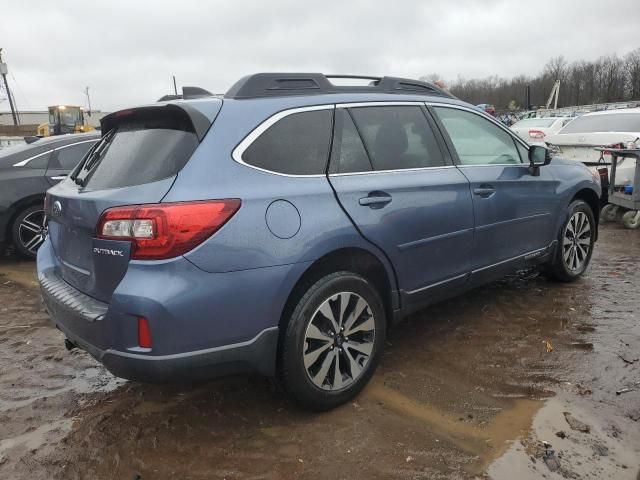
72,129,116,187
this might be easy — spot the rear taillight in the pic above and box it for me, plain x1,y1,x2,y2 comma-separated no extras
97,199,241,260
529,130,545,139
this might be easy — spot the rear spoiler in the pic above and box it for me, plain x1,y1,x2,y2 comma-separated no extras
100,101,220,142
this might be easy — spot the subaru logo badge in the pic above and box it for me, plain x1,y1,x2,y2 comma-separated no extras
52,200,62,216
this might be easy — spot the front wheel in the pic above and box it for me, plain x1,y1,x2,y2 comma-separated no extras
278,272,386,411
545,200,595,282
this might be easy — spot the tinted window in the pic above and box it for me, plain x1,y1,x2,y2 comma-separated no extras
243,110,333,175
349,106,445,171
24,152,51,169
78,121,198,190
434,107,521,165
53,141,96,170
329,110,372,174
559,113,640,134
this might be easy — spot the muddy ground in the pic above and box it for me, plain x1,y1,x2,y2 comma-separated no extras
0,224,639,480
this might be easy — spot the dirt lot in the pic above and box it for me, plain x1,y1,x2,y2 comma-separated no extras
0,224,639,480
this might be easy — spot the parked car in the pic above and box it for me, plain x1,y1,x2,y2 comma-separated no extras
476,103,496,116
0,133,99,257
510,116,573,146
38,74,601,410
546,108,640,188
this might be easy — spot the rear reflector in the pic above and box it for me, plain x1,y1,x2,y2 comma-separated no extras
137,317,152,348
97,199,241,260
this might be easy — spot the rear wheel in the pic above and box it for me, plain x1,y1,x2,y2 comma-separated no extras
12,205,46,259
279,272,386,410
545,200,595,282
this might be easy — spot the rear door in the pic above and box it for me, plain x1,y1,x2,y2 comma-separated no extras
328,104,474,300
431,105,558,277
46,103,219,302
45,139,98,185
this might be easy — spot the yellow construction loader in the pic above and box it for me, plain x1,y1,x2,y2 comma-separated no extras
37,105,96,136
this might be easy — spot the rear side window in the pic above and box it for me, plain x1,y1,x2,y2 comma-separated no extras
349,106,445,171
242,109,332,175
434,107,521,165
77,114,198,190
329,109,372,174
51,141,96,170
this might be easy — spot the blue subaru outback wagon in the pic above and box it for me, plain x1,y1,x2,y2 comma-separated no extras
38,74,601,410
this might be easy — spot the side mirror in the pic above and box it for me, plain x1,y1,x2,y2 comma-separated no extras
528,145,552,176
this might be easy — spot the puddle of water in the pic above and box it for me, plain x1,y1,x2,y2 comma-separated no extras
363,379,543,472
488,393,640,480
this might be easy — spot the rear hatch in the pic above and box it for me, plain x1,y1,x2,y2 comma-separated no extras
45,101,220,302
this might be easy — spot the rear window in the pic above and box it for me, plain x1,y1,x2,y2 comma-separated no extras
513,118,557,128
559,112,640,134
75,115,198,190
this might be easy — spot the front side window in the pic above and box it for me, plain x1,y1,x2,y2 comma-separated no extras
349,106,445,171
242,109,333,175
434,107,522,165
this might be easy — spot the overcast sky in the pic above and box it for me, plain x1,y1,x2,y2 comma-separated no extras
1,0,639,112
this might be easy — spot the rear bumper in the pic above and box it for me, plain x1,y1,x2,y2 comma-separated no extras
40,269,279,382
37,239,294,383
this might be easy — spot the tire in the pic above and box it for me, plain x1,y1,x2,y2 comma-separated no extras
545,200,595,282
622,210,640,229
11,204,47,259
278,271,386,411
600,203,618,223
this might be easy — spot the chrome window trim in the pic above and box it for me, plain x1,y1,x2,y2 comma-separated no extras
425,102,532,164
328,165,456,177
231,104,335,178
12,139,97,167
13,150,50,167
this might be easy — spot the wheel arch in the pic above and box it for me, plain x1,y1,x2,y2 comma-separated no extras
278,247,398,337
571,188,600,240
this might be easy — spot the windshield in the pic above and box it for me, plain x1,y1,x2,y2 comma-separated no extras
58,108,82,127
512,118,557,128
559,112,640,134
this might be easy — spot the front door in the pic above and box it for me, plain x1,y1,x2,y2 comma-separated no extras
328,105,474,299
431,105,559,275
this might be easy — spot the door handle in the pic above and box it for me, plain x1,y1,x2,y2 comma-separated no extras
359,192,392,208
473,186,495,198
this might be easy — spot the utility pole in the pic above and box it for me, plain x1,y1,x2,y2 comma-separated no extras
0,48,19,126
85,86,92,116
172,75,178,95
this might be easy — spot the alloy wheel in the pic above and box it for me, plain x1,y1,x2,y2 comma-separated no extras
18,209,46,254
562,211,592,272
303,292,375,391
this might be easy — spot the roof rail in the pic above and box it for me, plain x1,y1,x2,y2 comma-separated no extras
224,73,454,100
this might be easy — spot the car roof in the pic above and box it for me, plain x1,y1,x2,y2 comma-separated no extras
581,108,640,117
